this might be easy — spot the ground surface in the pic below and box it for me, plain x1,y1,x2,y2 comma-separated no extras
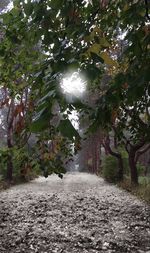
0,173,150,253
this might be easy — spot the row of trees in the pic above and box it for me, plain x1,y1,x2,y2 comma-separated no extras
0,0,150,184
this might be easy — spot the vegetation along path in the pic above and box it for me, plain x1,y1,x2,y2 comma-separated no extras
0,173,150,253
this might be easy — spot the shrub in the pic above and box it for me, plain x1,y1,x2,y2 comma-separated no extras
0,146,41,182
120,149,130,176
102,155,119,183
118,176,150,203
138,183,150,203
137,163,145,176
0,148,8,179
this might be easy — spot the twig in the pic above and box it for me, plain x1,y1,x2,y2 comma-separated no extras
145,0,150,21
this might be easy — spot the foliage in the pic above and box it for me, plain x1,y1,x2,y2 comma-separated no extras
102,155,119,183
89,0,150,144
119,149,130,175
118,176,150,203
137,163,146,176
0,148,8,178
0,146,41,180
102,147,131,183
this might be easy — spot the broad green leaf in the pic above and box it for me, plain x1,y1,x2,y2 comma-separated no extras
58,119,80,140
38,90,55,103
88,43,101,55
100,38,111,48
30,118,49,132
30,108,52,132
23,1,33,16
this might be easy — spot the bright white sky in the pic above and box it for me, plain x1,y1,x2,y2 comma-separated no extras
61,72,87,97
61,72,87,130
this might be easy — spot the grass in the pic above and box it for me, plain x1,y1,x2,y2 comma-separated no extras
118,176,150,204
0,179,11,191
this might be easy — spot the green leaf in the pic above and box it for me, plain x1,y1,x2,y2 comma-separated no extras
84,65,102,81
23,1,33,16
58,119,80,140
30,108,52,132
88,43,101,55
38,90,55,103
99,37,111,48
30,118,49,132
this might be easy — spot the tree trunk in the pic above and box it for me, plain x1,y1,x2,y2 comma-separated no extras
6,131,13,182
129,151,138,185
126,139,146,185
117,154,124,181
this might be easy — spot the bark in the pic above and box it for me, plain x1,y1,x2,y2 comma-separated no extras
92,148,96,174
102,143,109,155
127,140,146,185
6,99,14,182
135,144,150,164
6,132,13,182
114,135,118,149
129,149,138,185
117,154,124,182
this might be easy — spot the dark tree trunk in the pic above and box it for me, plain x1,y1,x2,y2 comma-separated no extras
117,154,124,181
114,135,118,149
129,150,138,185
126,139,146,185
92,149,96,174
6,131,13,182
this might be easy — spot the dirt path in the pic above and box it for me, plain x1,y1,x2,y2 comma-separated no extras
0,173,150,253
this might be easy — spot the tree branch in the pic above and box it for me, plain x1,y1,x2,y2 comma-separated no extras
104,135,121,158
135,143,150,163
145,0,150,21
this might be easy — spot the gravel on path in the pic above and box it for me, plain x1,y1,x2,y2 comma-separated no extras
0,172,150,253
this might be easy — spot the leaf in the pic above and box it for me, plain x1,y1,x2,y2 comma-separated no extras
30,118,49,132
123,3,129,11
50,0,63,9
23,1,33,16
38,90,55,103
30,108,52,132
85,65,102,81
100,52,118,67
58,119,80,140
88,43,101,55
99,37,111,48
93,27,102,34
84,27,102,42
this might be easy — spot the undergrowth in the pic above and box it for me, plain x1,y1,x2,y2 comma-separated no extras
118,177,150,204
